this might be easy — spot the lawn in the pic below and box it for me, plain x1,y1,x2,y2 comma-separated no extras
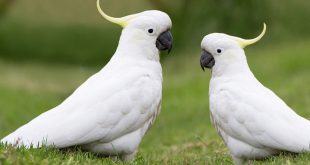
0,39,310,164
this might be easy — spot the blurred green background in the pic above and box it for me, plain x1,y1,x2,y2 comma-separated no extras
0,0,310,164
0,0,310,65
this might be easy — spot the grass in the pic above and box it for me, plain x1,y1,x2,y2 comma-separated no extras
0,38,310,164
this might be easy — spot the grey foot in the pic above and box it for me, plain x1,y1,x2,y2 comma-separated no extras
232,155,244,165
120,150,137,162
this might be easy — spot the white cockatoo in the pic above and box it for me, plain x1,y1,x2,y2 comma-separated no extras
1,0,172,161
200,24,310,164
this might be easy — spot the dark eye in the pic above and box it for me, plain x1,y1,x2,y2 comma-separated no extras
148,29,154,34
217,49,222,53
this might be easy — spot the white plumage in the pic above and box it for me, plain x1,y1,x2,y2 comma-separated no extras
1,0,172,161
200,24,310,164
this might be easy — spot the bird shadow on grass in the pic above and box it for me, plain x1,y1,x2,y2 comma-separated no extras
59,146,148,164
251,151,303,164
0,143,125,164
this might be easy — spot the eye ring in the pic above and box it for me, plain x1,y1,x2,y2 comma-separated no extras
217,49,222,54
146,27,156,36
148,29,154,34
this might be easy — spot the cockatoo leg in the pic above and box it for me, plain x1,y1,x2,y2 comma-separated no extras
231,155,244,165
120,150,137,162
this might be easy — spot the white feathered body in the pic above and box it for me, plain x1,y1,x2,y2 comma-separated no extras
1,7,172,160
1,44,162,157
200,28,310,164
209,69,310,162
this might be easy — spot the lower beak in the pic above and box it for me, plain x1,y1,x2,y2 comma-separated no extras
156,30,173,54
200,50,215,71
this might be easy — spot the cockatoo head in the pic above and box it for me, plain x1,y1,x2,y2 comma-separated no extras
97,0,173,54
200,24,266,73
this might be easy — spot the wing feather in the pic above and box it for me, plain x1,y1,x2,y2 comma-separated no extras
211,83,310,152
2,63,162,148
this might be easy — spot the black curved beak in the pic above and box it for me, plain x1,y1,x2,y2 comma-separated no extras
200,50,215,71
156,30,173,54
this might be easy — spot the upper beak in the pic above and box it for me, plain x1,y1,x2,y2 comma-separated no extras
200,50,215,71
156,30,173,54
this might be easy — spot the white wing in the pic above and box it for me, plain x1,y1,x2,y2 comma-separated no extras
210,80,310,153
1,59,162,148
